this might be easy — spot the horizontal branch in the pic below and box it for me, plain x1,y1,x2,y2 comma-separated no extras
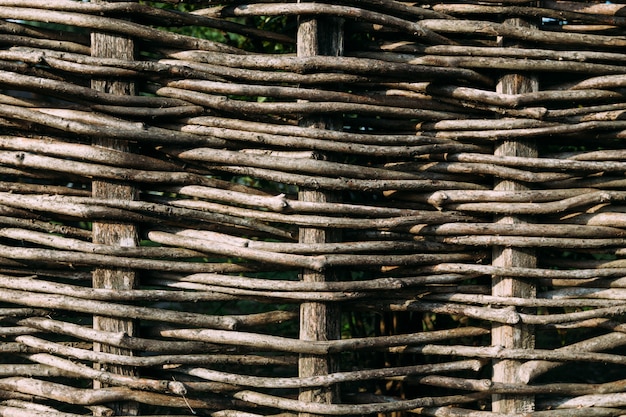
160,326,488,355
0,6,242,53
0,285,240,330
420,18,626,48
0,377,228,409
167,51,493,85
16,335,293,368
176,359,481,389
18,317,220,354
233,390,486,415
0,193,290,239
400,343,626,366
171,272,472,292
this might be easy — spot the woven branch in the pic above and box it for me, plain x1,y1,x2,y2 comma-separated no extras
1,1,626,416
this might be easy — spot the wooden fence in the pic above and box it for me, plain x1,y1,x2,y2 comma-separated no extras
1,0,626,416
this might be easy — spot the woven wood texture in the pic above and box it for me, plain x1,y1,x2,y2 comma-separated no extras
1,0,626,416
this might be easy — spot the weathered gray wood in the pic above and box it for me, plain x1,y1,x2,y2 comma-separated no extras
0,377,224,410
235,390,486,415
5,2,626,415
90,2,139,415
297,9,343,417
491,17,538,415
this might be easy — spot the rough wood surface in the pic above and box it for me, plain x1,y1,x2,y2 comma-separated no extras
90,1,139,415
491,17,538,415
297,8,344,417
1,1,626,416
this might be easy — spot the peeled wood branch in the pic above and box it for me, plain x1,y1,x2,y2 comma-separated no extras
178,360,481,389
425,293,626,308
413,375,626,398
411,222,625,238
0,193,291,239
517,332,626,383
481,378,626,397
414,406,622,417
415,116,554,131
369,52,626,76
0,286,241,330
175,229,458,254
22,353,185,394
233,390,487,415
0,34,89,55
0,365,74,379
160,326,489,355
0,228,206,259
402,344,626,367
426,190,622,215
448,153,626,172
0,0,291,44
148,278,365,302
169,198,479,230
432,119,626,140
390,44,626,67
0,135,183,171
180,124,485,157
158,87,467,120
0,150,227,187
16,335,292,368
0,215,91,239
0,274,237,302
6,46,228,83
168,79,449,110
545,0,626,17
0,7,242,54
420,19,626,48
0,70,189,109
441,235,626,248
0,406,87,417
0,103,220,146
159,58,374,85
192,164,488,192
367,300,520,324
0,343,35,354
423,84,626,108
149,230,479,271
0,308,49,318
0,326,37,336
0,245,255,273
167,184,429,217
175,272,473,292
186,115,473,146
542,287,626,300
541,393,626,409
387,160,569,183
432,4,626,27
417,188,593,205
149,230,325,271
0,377,227,409
195,3,454,45
167,51,493,86
422,263,626,280
172,147,423,181
18,317,220,354
0,179,90,197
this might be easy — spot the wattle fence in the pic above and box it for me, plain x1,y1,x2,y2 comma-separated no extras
1,0,626,416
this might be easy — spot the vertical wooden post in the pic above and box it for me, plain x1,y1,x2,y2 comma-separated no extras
91,1,139,415
297,7,343,417
491,18,538,415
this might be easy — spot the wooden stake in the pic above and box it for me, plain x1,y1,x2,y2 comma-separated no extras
297,7,344,417
91,1,139,415
491,17,538,415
